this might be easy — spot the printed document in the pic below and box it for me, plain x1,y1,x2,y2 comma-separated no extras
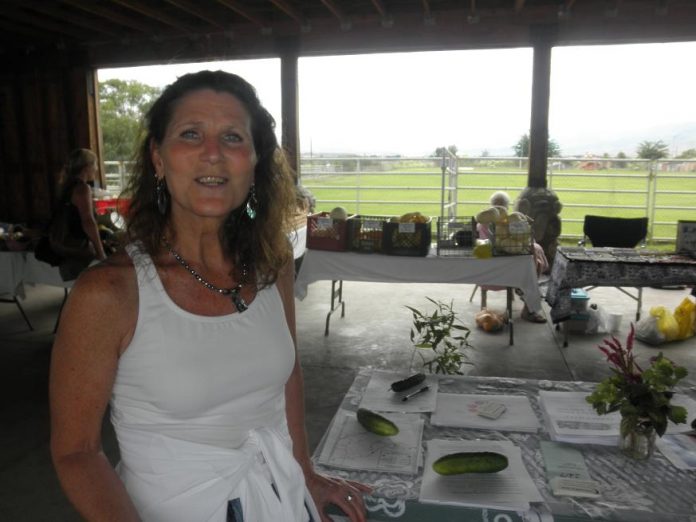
419,439,543,511
316,409,424,475
430,393,540,432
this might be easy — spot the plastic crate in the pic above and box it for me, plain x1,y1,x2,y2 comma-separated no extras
383,218,432,256
436,217,477,256
490,221,533,256
347,215,388,253
306,212,351,251
570,288,590,311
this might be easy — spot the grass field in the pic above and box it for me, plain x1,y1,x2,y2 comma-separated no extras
301,164,696,247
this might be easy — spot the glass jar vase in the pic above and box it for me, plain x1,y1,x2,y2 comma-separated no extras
619,418,656,460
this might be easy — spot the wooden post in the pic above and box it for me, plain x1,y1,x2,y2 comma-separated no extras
527,26,555,189
279,38,300,181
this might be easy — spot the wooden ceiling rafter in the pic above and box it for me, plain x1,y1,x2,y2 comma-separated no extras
0,5,86,40
319,0,351,29
214,0,269,30
514,0,525,13
109,0,193,33
14,0,121,39
163,0,226,30
269,0,308,27
61,0,152,33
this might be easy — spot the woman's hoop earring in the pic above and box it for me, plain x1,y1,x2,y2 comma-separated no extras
155,177,169,215
245,185,257,220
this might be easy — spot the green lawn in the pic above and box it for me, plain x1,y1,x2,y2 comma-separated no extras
301,166,696,247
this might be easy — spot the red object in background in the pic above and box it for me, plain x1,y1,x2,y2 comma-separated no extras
94,198,130,216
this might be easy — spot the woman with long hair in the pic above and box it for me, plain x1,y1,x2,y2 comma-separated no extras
49,71,369,521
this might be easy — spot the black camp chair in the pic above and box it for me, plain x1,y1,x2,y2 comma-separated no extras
579,215,648,321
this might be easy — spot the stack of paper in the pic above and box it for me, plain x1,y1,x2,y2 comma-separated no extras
316,409,424,475
539,390,696,445
419,439,543,511
430,393,541,432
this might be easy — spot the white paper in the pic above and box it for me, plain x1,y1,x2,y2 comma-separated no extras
657,434,696,470
359,370,438,413
431,393,540,432
419,439,543,511
539,391,696,445
316,410,424,475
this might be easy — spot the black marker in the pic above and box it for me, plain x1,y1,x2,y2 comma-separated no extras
401,385,430,402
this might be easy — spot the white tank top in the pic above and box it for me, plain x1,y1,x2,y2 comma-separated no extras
111,243,296,449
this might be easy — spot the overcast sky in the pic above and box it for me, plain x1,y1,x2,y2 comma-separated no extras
99,41,696,157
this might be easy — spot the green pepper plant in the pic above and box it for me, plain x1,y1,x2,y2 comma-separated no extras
406,297,473,375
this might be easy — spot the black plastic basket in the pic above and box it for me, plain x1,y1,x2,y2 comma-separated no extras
347,215,388,253
383,218,432,256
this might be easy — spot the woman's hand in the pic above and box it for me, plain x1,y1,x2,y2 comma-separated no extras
305,471,372,522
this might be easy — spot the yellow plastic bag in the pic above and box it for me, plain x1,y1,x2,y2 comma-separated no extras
651,306,680,342
673,296,696,340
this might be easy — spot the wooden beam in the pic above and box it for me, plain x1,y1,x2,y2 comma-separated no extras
527,30,554,188
269,0,306,26
163,0,226,30
279,41,300,179
319,0,349,26
17,0,120,38
2,5,85,39
61,0,151,33
514,0,525,13
214,0,267,28
370,0,388,19
109,0,193,32
421,0,431,18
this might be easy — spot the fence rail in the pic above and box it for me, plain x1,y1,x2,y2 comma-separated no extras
104,156,696,245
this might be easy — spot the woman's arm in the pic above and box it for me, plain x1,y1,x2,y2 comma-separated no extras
275,261,370,522
50,258,139,521
71,182,106,260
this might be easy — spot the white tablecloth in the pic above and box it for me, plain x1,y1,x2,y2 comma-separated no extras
294,250,542,313
0,251,72,299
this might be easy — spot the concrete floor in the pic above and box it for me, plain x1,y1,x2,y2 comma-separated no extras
1,280,695,520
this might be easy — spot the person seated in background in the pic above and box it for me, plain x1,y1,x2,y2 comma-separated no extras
477,190,548,323
47,149,107,280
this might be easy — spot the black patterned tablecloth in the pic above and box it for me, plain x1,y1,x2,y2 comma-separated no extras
545,247,696,322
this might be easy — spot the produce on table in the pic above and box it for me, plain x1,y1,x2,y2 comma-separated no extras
356,408,399,436
432,451,509,475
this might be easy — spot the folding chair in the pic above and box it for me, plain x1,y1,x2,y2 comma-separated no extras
579,215,648,321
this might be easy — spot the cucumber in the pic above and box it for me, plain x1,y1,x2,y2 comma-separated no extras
390,373,426,392
432,451,509,475
356,408,399,436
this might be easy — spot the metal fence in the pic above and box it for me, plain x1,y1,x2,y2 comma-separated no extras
104,156,696,244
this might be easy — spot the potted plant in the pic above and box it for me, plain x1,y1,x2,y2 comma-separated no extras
586,324,688,459
406,297,473,375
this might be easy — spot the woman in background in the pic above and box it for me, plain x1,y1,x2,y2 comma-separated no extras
49,148,107,278
50,71,368,521
478,190,548,323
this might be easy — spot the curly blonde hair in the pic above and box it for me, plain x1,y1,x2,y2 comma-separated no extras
123,70,296,287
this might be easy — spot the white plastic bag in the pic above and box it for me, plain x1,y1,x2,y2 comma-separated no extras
635,314,665,346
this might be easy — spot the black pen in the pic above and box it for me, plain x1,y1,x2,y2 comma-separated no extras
401,385,430,402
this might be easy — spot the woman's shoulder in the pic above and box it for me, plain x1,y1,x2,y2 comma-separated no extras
71,249,136,303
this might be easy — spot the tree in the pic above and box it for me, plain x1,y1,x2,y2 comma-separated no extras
676,148,696,159
99,79,162,161
636,140,669,160
512,133,561,157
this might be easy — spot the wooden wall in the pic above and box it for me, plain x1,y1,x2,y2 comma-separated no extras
0,66,99,226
